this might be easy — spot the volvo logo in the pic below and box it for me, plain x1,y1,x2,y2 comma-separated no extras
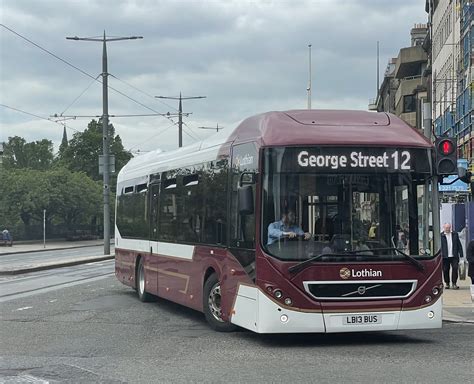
339,268,351,279
357,286,367,295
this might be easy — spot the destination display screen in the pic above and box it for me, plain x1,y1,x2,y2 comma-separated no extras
266,147,432,173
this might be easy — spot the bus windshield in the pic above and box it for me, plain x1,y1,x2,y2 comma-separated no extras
261,147,435,262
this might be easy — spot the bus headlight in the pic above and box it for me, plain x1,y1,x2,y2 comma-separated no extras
274,290,283,299
284,297,292,306
424,295,432,303
432,287,440,296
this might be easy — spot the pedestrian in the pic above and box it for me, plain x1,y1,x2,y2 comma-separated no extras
2,228,12,246
467,239,474,285
440,223,464,289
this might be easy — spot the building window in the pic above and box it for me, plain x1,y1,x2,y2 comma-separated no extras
403,94,417,113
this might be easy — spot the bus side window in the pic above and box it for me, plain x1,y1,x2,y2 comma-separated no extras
158,177,179,242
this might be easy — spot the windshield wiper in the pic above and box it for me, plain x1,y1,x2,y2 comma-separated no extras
288,252,346,274
287,247,425,275
389,237,425,272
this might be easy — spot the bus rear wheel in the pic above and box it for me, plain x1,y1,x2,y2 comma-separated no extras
137,257,153,302
203,273,237,332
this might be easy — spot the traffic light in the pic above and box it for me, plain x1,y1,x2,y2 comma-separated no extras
435,137,457,175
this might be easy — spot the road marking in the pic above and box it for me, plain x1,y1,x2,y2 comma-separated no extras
16,306,33,311
0,273,114,303
2,374,49,383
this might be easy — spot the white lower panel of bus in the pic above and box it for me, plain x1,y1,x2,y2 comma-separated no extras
231,285,325,333
324,298,442,333
231,285,442,333
397,298,442,330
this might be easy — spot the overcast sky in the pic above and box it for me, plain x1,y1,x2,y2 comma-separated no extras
1,0,428,154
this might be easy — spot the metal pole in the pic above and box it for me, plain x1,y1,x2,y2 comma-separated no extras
307,44,312,109
178,93,183,148
66,32,142,255
376,41,379,99
155,94,206,148
423,101,439,253
43,209,46,249
102,32,110,255
197,124,223,133
432,176,441,253
423,102,432,247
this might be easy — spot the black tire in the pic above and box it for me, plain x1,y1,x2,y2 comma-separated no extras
136,257,153,302
203,273,237,332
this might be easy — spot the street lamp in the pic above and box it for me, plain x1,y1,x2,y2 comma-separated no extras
66,31,143,255
307,44,312,109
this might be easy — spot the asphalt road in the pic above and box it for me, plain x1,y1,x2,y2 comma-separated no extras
0,260,114,302
0,245,114,269
0,263,473,384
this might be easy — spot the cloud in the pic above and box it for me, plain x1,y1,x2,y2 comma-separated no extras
1,0,428,154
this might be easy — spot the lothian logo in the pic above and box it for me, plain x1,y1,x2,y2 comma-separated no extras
340,267,382,279
339,268,351,279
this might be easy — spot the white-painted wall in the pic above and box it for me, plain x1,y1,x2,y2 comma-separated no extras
432,0,461,121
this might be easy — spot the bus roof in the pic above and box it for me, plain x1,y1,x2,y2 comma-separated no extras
230,109,432,148
118,109,432,182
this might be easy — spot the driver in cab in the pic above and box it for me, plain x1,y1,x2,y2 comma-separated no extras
267,210,312,245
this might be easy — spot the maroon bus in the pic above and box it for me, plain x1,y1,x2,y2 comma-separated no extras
115,109,443,333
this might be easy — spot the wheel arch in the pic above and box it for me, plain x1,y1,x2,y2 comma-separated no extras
203,266,217,287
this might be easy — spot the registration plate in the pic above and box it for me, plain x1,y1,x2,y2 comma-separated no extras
343,314,382,325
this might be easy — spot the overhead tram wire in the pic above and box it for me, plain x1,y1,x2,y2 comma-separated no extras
0,104,81,133
59,74,101,116
108,74,178,112
0,24,185,129
2,25,203,146
127,121,178,152
107,74,179,126
182,127,199,141
1,24,97,81
2,25,206,154
182,121,202,141
54,113,174,119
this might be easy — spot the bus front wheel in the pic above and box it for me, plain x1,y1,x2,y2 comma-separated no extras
203,273,237,332
137,257,153,302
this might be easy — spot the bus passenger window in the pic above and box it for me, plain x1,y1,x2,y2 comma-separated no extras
159,178,179,242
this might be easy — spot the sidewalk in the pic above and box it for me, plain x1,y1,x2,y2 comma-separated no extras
0,240,472,324
442,277,474,324
0,239,109,255
0,239,114,275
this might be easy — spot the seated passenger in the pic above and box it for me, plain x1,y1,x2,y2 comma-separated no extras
267,210,311,245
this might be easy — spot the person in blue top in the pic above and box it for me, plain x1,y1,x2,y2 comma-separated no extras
267,210,311,245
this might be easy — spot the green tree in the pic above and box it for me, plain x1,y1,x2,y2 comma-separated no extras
3,136,54,170
0,167,102,238
59,119,132,182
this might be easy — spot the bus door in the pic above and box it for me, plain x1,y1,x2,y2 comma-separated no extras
226,143,258,327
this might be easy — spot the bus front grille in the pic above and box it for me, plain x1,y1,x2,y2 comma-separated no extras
303,280,417,300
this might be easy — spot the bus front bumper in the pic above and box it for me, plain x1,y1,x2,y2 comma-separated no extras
231,285,442,333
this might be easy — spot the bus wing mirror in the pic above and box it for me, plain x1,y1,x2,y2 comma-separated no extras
238,185,254,215
239,172,256,186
